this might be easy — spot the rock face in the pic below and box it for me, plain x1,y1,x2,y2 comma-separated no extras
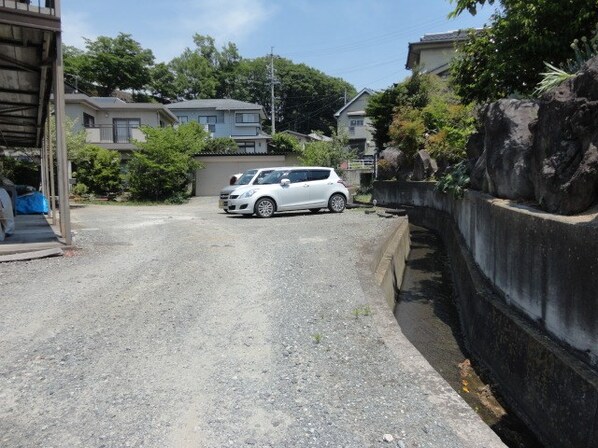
530,57,598,214
470,99,538,200
467,56,598,214
411,150,438,181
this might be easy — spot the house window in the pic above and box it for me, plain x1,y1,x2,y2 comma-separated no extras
350,119,364,126
83,113,95,128
238,141,256,153
113,118,140,143
235,113,259,124
349,126,355,135
199,116,217,133
178,116,188,124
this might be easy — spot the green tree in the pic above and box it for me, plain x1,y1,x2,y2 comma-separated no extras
388,75,475,163
127,122,206,201
63,45,96,94
269,133,300,153
170,48,218,99
229,56,355,134
366,72,438,152
299,131,353,168
149,63,177,102
71,145,122,195
449,0,598,103
78,33,155,96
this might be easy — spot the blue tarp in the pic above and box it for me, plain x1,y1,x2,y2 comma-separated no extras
16,192,49,215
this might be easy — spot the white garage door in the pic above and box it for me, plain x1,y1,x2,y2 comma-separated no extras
194,155,300,196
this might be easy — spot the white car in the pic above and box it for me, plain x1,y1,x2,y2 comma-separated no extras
227,167,349,218
219,168,277,212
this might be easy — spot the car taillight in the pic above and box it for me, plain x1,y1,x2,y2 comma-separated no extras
337,179,348,187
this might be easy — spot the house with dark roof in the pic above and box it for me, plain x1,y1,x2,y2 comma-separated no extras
406,29,477,76
65,93,177,157
334,88,376,156
167,99,271,154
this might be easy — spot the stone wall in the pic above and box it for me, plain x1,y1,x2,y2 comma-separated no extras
373,180,598,448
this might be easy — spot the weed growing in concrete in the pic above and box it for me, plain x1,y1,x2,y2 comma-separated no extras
352,305,372,318
312,333,323,344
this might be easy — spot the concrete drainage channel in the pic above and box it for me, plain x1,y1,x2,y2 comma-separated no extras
372,216,543,447
394,224,543,448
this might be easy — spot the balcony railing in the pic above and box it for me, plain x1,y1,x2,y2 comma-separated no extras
84,125,145,145
0,0,57,16
347,159,375,170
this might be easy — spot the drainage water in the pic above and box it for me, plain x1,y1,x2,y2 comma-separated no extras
394,224,543,448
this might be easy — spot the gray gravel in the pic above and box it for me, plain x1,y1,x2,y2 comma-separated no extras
0,197,504,447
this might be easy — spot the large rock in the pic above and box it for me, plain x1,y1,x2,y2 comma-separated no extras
411,150,437,181
470,99,538,200
530,57,598,214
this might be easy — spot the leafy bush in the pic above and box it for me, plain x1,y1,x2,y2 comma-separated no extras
71,145,123,195
270,133,300,153
389,106,426,160
299,130,353,168
72,183,89,196
128,122,204,201
435,161,470,199
388,75,475,165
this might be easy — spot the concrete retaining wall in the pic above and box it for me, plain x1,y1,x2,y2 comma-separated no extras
373,181,598,448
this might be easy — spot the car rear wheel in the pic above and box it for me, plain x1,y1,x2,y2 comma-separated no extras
328,194,346,213
309,208,320,213
255,198,275,218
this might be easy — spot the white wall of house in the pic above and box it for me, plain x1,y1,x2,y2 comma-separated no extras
418,46,456,74
194,155,292,196
65,103,97,132
337,92,375,155
171,109,262,138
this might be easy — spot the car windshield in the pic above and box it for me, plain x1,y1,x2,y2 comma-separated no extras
235,170,258,185
260,170,292,185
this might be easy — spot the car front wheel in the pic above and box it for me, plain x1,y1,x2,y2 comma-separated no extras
328,194,346,213
255,197,275,218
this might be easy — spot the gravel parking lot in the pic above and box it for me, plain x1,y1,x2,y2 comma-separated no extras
0,198,503,447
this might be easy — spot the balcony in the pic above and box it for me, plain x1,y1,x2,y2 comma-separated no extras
0,1,60,31
85,125,146,146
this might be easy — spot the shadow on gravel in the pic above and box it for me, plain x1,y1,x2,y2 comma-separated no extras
225,210,336,219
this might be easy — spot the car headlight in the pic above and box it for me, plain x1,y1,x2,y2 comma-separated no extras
240,189,258,198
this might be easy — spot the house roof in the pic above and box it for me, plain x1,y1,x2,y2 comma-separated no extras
65,94,178,122
280,130,332,142
167,99,266,117
334,88,375,118
406,28,482,71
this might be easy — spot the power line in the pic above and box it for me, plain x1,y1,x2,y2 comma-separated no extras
282,17,449,58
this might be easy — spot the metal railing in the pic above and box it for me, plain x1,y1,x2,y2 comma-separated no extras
0,0,56,15
347,159,375,170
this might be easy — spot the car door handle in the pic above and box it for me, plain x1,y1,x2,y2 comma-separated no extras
303,184,309,187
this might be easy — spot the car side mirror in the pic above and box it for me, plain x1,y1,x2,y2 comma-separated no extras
280,178,290,186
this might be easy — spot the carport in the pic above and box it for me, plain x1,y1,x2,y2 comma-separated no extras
0,0,71,253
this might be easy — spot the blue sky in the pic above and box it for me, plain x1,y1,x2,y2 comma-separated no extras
62,0,495,92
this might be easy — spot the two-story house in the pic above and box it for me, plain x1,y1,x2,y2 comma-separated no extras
334,88,376,157
166,99,271,154
406,29,476,76
65,93,177,159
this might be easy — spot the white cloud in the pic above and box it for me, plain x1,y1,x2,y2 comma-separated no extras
174,0,275,48
61,11,96,49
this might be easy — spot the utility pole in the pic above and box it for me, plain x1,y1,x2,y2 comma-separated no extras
344,88,347,105
270,47,275,134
